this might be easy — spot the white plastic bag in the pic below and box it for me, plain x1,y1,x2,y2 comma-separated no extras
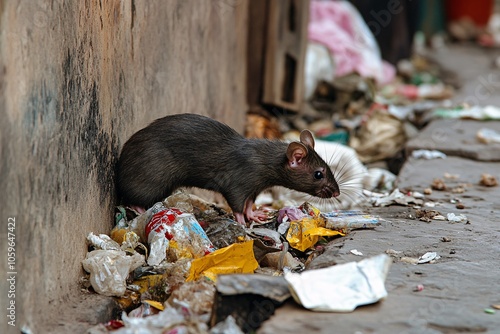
82,250,145,297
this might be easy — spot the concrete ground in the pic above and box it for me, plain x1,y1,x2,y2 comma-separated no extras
37,44,500,334
259,44,500,333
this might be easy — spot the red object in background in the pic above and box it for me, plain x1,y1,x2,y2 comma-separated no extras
445,0,494,27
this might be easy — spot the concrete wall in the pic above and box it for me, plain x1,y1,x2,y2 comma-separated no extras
0,0,247,332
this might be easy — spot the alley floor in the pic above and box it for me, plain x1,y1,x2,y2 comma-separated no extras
259,44,500,333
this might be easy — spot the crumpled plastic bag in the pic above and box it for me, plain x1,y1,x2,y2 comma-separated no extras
87,232,121,250
308,0,395,84
112,202,168,244
146,209,216,265
88,231,145,254
82,250,145,297
285,254,391,312
187,240,258,282
447,212,468,223
118,306,207,334
304,42,336,100
350,109,407,163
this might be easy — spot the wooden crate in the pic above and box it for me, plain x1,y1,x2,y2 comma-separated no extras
262,0,310,111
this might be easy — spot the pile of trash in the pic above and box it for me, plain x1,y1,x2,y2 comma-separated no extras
85,1,500,332
84,191,387,333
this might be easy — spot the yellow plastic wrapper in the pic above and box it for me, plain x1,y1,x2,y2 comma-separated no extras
186,240,258,282
110,227,128,244
287,217,345,252
116,274,165,309
143,299,165,311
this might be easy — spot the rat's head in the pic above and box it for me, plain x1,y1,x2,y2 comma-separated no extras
285,130,340,198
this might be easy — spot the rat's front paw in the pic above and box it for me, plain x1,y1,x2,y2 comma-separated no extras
246,209,269,224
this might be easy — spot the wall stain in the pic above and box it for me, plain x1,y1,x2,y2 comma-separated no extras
57,48,119,205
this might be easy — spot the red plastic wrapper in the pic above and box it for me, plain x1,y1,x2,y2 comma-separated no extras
146,209,216,265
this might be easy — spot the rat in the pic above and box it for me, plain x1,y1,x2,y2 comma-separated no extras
116,113,340,225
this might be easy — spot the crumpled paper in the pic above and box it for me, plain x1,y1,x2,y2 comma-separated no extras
285,254,391,312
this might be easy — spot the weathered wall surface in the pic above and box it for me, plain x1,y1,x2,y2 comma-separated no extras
0,0,247,332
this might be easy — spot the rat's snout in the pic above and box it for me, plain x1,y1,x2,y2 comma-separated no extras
318,185,340,198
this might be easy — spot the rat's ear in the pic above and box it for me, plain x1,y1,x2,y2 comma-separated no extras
286,142,308,168
300,129,315,148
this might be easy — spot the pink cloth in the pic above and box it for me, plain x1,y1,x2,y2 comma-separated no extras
309,1,395,84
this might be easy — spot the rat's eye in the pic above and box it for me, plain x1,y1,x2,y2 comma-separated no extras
314,171,324,180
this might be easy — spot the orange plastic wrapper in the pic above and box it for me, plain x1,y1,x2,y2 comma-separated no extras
186,240,258,282
286,217,344,252
299,202,321,217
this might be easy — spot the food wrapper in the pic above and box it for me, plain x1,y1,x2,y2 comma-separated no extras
112,202,168,243
299,202,321,217
286,217,344,252
146,209,216,265
186,240,258,282
322,210,380,233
